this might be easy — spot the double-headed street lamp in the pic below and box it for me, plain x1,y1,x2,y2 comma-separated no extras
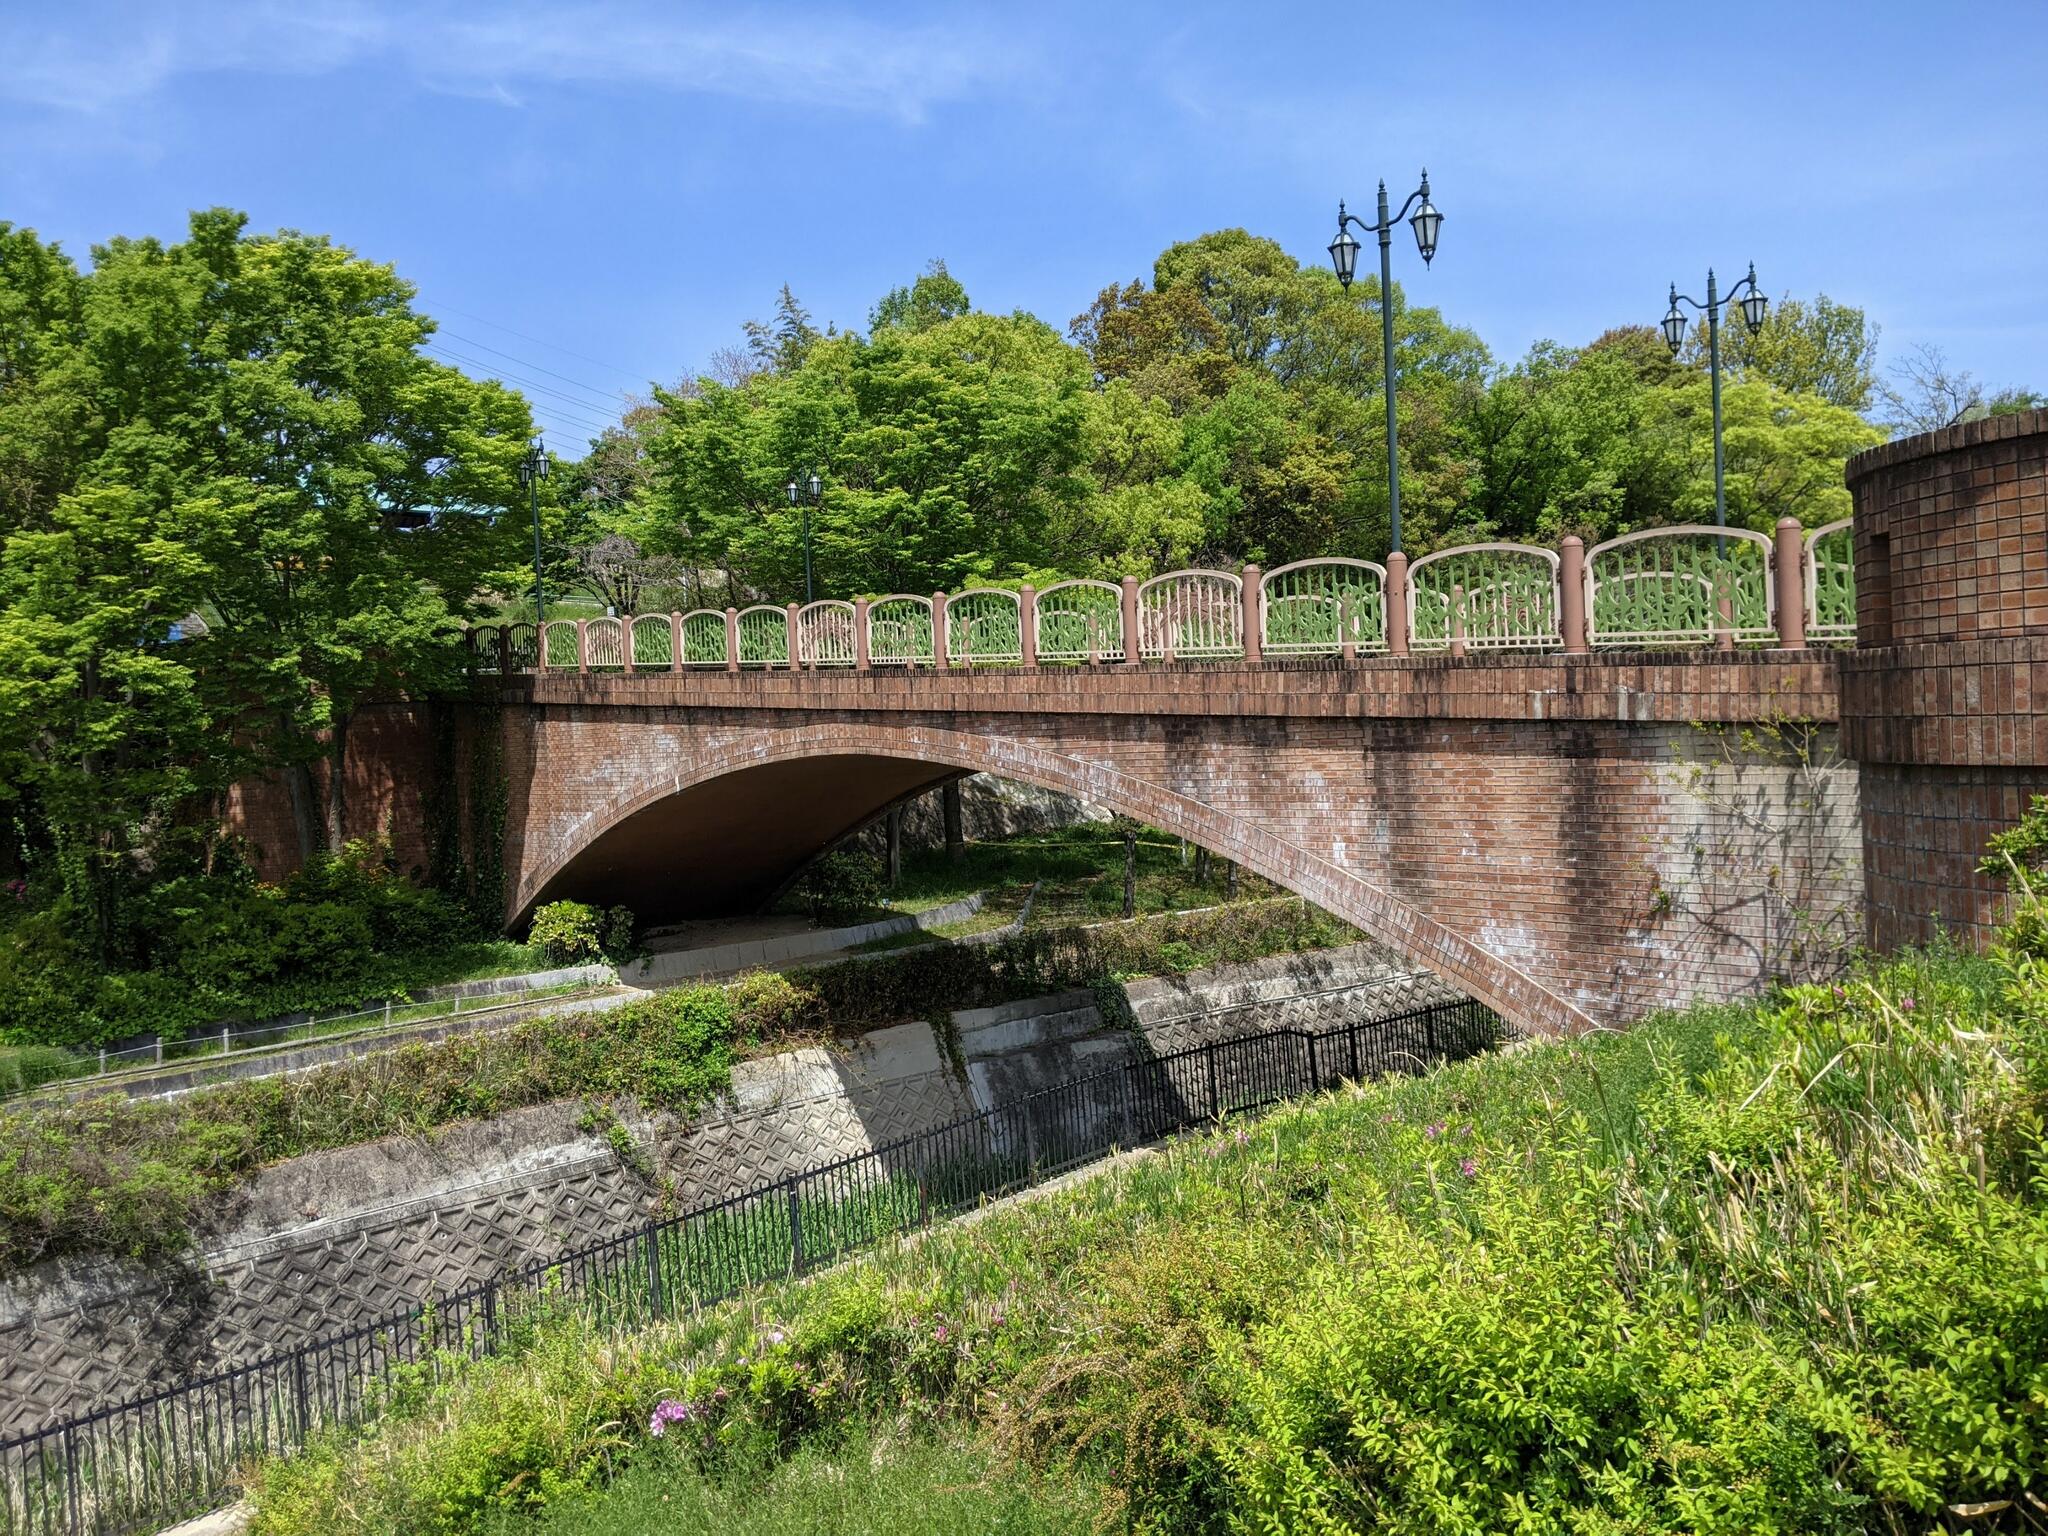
1661,264,1769,536
518,436,548,621
1329,170,1442,554
786,470,822,603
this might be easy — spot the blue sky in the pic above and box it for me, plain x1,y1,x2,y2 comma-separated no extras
5,0,2044,449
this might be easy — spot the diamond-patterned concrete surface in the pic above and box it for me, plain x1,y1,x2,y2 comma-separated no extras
0,964,1449,1436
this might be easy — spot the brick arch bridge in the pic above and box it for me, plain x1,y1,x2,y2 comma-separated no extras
429,647,1858,1042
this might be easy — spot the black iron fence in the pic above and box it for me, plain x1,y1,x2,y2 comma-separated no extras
0,997,1501,1535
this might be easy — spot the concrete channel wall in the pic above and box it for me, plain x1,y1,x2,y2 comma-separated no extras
0,944,1460,1437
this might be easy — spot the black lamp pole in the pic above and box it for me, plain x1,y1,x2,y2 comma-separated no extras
518,437,548,621
786,471,822,603
1328,171,1442,554
1661,264,1769,537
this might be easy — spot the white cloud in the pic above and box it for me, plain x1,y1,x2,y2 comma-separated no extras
2,2,1022,122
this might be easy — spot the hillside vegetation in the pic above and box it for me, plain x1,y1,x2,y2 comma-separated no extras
243,883,2048,1533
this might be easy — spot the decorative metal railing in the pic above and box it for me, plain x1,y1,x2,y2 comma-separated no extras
796,601,857,668
1586,527,1774,648
1805,519,1855,645
0,998,1501,1536
628,615,672,670
867,596,935,668
1138,570,1242,661
1261,558,1387,655
469,519,1857,673
680,610,730,668
735,605,789,668
946,589,1024,666
1035,579,1126,664
1408,544,1560,651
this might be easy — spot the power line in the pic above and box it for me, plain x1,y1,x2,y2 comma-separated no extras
424,345,624,432
422,299,662,383
436,329,640,404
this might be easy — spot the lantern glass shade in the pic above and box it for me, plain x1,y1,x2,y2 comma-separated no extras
786,480,799,506
1661,305,1687,354
1328,226,1361,288
1740,286,1768,333
1409,199,1441,265
807,472,823,499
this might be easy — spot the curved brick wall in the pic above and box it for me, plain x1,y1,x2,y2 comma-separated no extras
1843,408,2048,948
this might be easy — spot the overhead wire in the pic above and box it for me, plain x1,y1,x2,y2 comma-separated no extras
420,299,661,382
423,344,624,434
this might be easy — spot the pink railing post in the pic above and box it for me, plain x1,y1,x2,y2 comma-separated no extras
1450,583,1467,658
932,591,949,670
1018,584,1038,667
724,607,740,672
854,598,871,670
1773,517,1807,649
1559,536,1588,654
1339,596,1357,662
535,622,549,674
670,612,685,673
1384,551,1410,657
785,603,801,670
1241,564,1262,663
621,615,635,674
1715,588,1735,652
575,619,589,674
1120,576,1141,665
496,625,511,674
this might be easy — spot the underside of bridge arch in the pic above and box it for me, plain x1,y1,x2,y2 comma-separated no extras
519,753,968,920
508,722,1599,1039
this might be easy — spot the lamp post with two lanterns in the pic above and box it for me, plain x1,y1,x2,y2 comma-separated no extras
785,470,822,604
1661,264,1769,536
1327,171,1442,554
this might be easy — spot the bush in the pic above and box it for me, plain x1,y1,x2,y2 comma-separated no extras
239,921,2047,1536
530,901,606,966
0,981,754,1271
797,852,885,925
0,1045,74,1095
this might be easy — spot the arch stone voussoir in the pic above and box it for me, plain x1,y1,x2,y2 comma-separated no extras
510,718,1597,1040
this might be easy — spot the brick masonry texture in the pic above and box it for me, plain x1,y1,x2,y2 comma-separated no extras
229,649,1859,1042
1845,408,2048,947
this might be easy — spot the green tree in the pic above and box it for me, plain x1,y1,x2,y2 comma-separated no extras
870,260,971,334
1682,291,1879,412
0,488,212,950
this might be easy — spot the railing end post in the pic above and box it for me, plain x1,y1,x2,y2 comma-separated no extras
1558,535,1588,654
853,597,872,671
1384,551,1410,657
931,590,950,670
1120,575,1141,665
725,606,740,672
1240,563,1262,663
1017,583,1038,668
1773,516,1808,649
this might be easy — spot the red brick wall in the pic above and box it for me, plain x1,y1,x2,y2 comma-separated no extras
223,704,441,882
1844,409,2048,948
496,653,1854,1036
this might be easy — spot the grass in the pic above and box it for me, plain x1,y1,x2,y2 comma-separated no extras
502,1425,1102,1536
793,824,1281,932
239,920,2048,1535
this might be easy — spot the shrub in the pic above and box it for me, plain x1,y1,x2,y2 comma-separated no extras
530,900,606,965
0,982,747,1271
797,852,885,925
601,904,638,959
0,1045,73,1095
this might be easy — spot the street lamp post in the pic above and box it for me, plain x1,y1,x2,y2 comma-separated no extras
785,470,822,603
1661,264,1769,536
518,437,548,621
1328,170,1442,554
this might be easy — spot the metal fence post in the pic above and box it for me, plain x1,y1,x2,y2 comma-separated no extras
63,1421,81,1531
786,1184,805,1273
645,1226,665,1319
1205,1040,1219,1119
1023,1105,1039,1172
293,1349,311,1440
1304,1031,1319,1093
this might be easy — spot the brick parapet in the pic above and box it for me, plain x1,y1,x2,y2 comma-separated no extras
508,650,1841,727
